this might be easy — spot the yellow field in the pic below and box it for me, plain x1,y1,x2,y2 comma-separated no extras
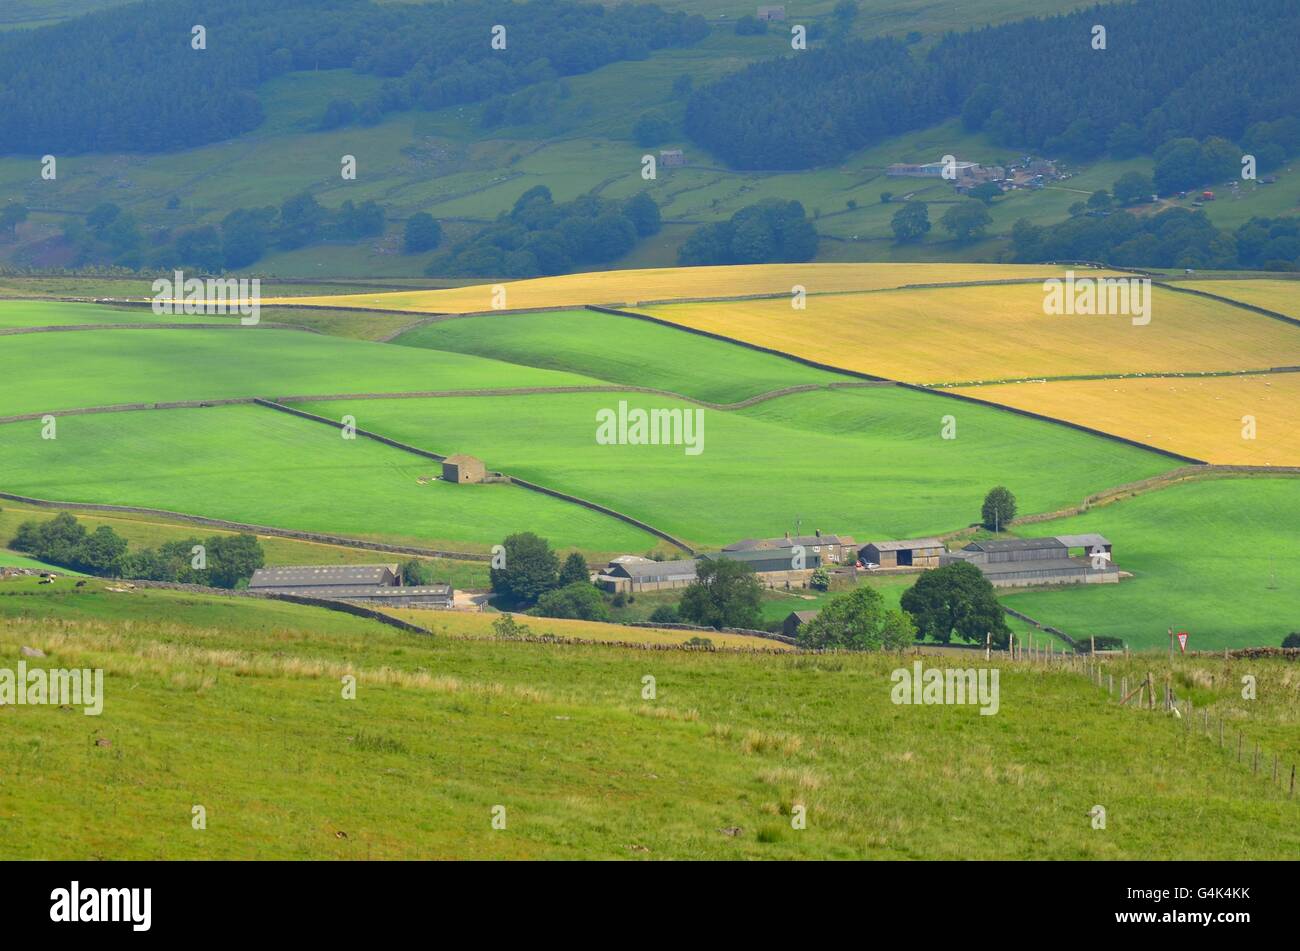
271,263,1119,314
382,608,790,650
641,284,1300,384
1178,280,1300,320
952,372,1300,465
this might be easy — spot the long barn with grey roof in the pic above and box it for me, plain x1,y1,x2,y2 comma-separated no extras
249,563,453,608
941,536,1118,588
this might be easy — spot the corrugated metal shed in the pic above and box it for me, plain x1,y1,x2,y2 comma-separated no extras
249,564,399,589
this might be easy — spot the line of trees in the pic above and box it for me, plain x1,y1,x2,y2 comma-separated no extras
677,198,818,265
9,512,264,588
427,186,660,278
63,194,387,272
0,0,709,154
686,0,1300,170
488,531,604,619
1012,208,1300,272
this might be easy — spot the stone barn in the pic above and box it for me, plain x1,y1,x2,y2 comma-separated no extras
860,538,945,568
442,454,486,484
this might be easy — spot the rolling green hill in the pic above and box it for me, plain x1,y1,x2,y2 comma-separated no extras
2,584,1296,859
289,386,1177,548
5,0,1288,278
0,404,665,555
1002,476,1300,651
393,307,853,402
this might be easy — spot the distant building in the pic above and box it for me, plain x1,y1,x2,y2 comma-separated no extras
887,161,980,179
782,610,819,638
248,563,453,608
756,4,786,20
442,454,486,484
597,557,698,594
859,538,945,569
706,548,822,586
723,531,857,564
659,148,686,167
940,536,1118,588
250,564,401,591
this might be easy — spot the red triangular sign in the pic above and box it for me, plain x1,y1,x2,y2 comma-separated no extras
1177,631,1188,653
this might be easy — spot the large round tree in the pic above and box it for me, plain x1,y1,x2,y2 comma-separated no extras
981,486,1017,532
900,561,1010,646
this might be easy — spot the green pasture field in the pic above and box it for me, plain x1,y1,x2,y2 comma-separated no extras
0,404,664,556
0,300,179,327
2,591,1296,860
0,299,419,340
0,277,450,300
0,549,81,573
1001,477,1300,651
394,308,853,402
290,386,1178,549
0,575,393,634
0,501,490,589
0,320,602,417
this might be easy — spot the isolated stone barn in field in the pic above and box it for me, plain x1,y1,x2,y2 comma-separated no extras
442,454,486,484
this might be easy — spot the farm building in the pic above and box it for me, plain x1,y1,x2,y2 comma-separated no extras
250,564,401,591
756,4,786,20
1055,533,1112,559
887,161,980,179
597,557,698,594
442,454,486,484
940,537,1119,588
859,538,944,568
659,149,686,167
704,548,821,588
723,530,857,564
782,609,819,638
249,564,453,608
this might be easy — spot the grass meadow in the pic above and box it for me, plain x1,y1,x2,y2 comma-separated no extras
1,583,1296,860
289,386,1177,549
0,321,600,417
1002,477,1300,650
0,501,490,589
393,307,852,402
0,405,663,556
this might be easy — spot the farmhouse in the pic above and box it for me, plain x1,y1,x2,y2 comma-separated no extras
940,536,1119,588
756,4,786,20
723,530,857,564
659,149,686,167
249,564,453,608
597,557,698,593
442,454,486,484
859,538,944,569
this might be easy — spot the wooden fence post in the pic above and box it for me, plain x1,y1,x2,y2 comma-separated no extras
1290,765,1295,798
